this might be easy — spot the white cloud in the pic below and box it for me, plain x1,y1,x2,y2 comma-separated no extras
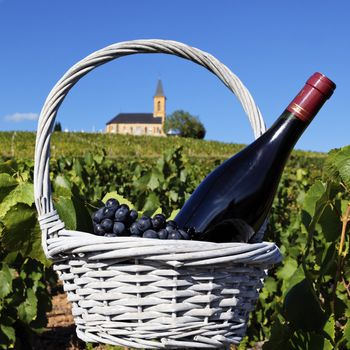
4,112,39,122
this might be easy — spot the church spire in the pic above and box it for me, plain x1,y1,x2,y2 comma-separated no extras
153,80,166,125
154,79,165,97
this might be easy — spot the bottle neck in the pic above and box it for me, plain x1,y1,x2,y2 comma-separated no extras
255,110,307,168
285,72,335,123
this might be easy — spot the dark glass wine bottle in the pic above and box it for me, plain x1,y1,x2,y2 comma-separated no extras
175,72,336,243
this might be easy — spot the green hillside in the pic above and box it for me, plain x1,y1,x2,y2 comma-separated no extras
0,131,325,161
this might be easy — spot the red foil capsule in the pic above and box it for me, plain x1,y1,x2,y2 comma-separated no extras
287,72,336,123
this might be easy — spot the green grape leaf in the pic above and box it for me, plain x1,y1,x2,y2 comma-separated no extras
53,175,72,197
302,181,327,226
1,203,47,264
262,276,278,296
73,158,83,177
283,264,305,296
301,180,337,238
318,242,337,278
17,288,37,324
168,208,180,220
84,152,94,167
0,173,18,202
0,325,16,344
0,159,18,174
142,192,161,217
148,170,163,191
289,329,333,350
276,256,298,281
54,196,76,230
72,196,93,233
344,319,350,349
322,315,335,343
0,182,34,218
324,145,350,189
168,190,179,202
0,262,13,298
283,278,327,331
318,203,342,242
262,318,292,350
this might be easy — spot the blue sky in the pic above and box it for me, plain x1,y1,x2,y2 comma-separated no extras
0,0,349,152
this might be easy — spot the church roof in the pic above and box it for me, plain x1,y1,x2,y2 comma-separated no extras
154,80,165,97
106,113,163,125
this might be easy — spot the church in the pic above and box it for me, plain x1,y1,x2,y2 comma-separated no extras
106,80,166,136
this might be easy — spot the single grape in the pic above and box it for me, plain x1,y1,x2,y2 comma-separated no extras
119,204,130,211
152,213,166,230
165,224,177,235
105,198,119,208
129,222,142,236
113,222,126,235
128,209,138,223
158,228,168,239
92,208,105,223
168,230,182,240
137,216,152,232
103,206,117,220
94,223,105,236
155,213,166,221
114,207,129,222
101,218,113,233
143,229,158,239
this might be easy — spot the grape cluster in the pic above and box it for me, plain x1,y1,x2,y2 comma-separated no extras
92,198,193,240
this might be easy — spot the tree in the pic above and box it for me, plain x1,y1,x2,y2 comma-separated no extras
164,110,206,139
54,122,62,132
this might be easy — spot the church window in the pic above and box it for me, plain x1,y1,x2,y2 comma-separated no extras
157,100,161,112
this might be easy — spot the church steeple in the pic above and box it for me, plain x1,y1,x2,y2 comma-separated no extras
154,80,165,97
153,80,166,124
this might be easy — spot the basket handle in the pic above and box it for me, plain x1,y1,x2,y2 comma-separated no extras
34,39,266,223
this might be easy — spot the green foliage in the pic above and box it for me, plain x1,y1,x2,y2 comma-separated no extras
0,134,349,349
259,145,350,350
130,146,202,216
164,110,206,139
0,253,55,349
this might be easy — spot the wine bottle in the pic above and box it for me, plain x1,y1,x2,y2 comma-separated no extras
175,72,336,243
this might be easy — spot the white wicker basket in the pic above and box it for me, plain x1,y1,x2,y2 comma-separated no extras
34,39,282,349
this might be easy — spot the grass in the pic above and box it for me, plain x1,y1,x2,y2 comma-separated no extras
0,131,325,161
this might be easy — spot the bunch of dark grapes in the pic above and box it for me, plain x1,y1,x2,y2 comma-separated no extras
92,198,194,240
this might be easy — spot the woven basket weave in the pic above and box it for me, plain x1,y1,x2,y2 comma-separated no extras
34,39,282,349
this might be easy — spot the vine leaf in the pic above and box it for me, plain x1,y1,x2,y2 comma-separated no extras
0,262,13,298
0,324,16,345
282,265,305,297
344,319,350,348
1,204,47,264
17,288,37,324
283,279,327,332
0,174,18,202
324,145,350,190
0,182,34,218
322,316,335,344
289,330,333,350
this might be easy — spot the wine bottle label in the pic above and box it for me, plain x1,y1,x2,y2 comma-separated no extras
287,73,335,123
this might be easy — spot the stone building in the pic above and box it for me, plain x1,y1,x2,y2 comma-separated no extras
106,80,166,136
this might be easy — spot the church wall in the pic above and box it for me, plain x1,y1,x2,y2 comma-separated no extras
107,123,164,136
